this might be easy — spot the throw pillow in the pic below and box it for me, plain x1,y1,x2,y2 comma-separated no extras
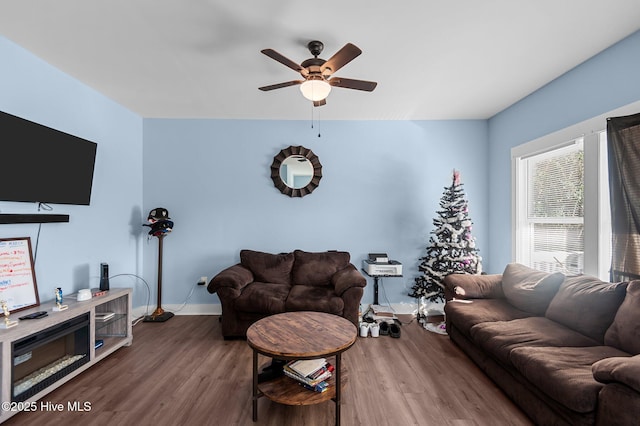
546,275,628,343
501,263,564,315
604,280,640,354
292,250,350,286
239,250,294,285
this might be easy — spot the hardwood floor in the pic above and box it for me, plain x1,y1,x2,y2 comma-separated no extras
4,315,532,426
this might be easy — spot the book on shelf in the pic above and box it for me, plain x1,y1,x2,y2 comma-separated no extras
283,359,334,387
298,380,329,393
307,363,334,380
283,366,332,387
287,358,327,377
95,312,115,321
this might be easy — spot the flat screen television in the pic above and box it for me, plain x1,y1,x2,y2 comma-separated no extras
0,110,97,205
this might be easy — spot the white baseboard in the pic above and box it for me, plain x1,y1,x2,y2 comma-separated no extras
132,302,427,319
364,302,419,315
132,303,221,319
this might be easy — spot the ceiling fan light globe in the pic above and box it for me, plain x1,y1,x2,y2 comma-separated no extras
300,79,331,101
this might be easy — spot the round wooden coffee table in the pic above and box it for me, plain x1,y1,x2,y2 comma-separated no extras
246,311,357,426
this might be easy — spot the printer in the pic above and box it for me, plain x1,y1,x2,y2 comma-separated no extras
362,253,403,276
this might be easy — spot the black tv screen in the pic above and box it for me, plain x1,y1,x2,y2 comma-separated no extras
0,111,97,205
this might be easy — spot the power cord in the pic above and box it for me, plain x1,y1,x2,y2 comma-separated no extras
171,282,198,314
110,273,199,323
32,202,53,265
109,273,151,326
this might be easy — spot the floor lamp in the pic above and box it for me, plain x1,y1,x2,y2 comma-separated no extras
144,208,174,323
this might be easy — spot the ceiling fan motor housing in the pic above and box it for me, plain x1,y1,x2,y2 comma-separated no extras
307,40,324,57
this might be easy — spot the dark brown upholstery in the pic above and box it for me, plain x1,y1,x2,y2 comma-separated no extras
240,250,294,285
502,263,565,315
471,317,600,364
208,249,366,338
444,273,505,300
443,264,639,425
510,346,629,413
445,299,532,339
292,249,350,286
604,280,640,354
592,355,640,393
545,276,628,342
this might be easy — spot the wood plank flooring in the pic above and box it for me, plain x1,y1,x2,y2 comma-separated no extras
4,315,532,426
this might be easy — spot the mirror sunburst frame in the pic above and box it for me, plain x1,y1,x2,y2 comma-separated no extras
270,145,322,197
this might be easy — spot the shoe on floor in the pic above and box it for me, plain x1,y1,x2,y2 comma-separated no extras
379,321,390,336
389,322,401,338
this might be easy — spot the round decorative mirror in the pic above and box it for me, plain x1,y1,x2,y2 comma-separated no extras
271,145,322,197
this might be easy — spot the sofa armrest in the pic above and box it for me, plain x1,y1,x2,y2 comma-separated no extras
332,264,366,296
592,355,640,394
443,273,504,301
207,264,254,297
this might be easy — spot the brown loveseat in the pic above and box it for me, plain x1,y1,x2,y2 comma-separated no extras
443,263,640,426
207,249,366,338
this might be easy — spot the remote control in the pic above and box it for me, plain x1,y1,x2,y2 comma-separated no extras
19,311,48,320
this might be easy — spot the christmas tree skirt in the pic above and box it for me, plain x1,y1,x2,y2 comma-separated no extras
424,321,448,335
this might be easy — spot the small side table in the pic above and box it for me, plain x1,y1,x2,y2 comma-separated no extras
246,311,357,426
361,269,403,305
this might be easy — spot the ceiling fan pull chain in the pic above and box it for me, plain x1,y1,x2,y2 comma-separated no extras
309,104,321,137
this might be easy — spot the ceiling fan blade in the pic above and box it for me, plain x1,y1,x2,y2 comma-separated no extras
313,99,327,107
261,49,304,73
329,77,377,92
259,80,303,91
320,43,362,75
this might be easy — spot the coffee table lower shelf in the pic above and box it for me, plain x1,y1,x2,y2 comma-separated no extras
258,364,349,406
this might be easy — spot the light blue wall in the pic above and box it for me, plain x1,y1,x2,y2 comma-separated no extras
142,119,489,307
487,30,640,271
5,25,637,309
0,36,145,305
16,26,636,309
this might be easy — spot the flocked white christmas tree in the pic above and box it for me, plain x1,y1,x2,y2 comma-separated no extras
409,169,482,303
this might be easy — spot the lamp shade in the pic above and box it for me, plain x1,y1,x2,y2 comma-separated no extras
300,79,331,101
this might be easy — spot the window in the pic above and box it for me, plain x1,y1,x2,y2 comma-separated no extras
513,129,612,280
512,101,640,280
517,139,585,274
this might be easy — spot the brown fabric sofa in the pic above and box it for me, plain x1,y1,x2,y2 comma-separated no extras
207,249,366,338
444,263,640,426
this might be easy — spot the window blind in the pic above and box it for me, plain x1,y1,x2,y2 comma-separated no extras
525,140,584,274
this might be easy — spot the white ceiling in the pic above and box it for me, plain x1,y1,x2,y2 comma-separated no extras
1,1,639,120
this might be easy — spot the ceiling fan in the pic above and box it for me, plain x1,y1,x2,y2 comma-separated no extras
259,40,377,106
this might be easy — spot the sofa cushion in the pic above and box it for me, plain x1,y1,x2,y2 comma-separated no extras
604,280,640,354
501,263,564,315
292,250,350,286
234,282,290,314
470,317,600,365
286,285,344,315
445,273,505,299
593,355,640,393
240,250,294,285
445,299,533,339
545,275,628,342
509,346,629,413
